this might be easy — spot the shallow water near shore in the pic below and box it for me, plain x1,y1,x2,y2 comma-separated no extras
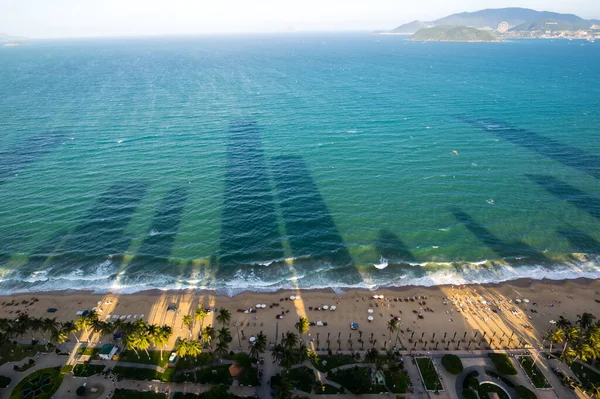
0,34,600,294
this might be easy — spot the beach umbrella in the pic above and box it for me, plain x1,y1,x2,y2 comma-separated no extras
256,304,261,308
249,336,256,343
368,309,374,313
323,305,329,310
549,320,556,324
330,306,336,311
515,299,522,303
372,295,378,299
368,316,374,321
290,295,295,300
523,299,530,303
379,295,384,299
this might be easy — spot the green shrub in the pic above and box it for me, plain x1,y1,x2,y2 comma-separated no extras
73,363,106,377
462,389,478,399
514,385,537,399
112,366,164,381
441,354,463,375
488,353,517,375
283,366,315,393
0,375,11,388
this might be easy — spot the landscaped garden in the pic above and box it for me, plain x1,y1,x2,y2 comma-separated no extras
175,364,232,384
76,346,100,358
311,354,358,372
415,357,443,391
572,362,600,390
488,353,518,375
328,365,382,394
9,367,63,399
517,355,551,389
175,352,213,370
112,366,170,382
314,383,341,394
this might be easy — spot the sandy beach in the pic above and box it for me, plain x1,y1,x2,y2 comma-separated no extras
1,278,598,352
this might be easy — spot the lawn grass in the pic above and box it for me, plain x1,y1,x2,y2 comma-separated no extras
9,367,63,399
222,352,253,368
314,384,340,394
239,365,259,386
517,356,551,389
328,366,372,395
284,366,315,393
73,363,106,377
416,357,443,391
572,361,600,391
112,389,167,399
384,370,410,393
311,354,358,372
112,366,164,382
488,353,518,375
441,354,463,375
175,364,232,384
118,350,168,368
0,343,49,365
76,346,100,357
175,352,213,370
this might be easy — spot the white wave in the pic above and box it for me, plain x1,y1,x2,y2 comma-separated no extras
3,256,600,296
373,257,388,270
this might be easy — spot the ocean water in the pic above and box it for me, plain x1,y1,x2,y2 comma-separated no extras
1,33,600,295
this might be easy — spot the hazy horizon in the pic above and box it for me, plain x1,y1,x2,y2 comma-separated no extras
1,0,599,39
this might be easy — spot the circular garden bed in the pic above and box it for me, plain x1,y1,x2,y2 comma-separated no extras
10,367,63,399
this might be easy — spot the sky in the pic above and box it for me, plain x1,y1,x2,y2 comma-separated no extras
1,0,599,38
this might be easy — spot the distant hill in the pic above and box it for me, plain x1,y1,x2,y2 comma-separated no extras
510,18,592,32
389,8,599,33
0,32,27,41
391,20,433,34
410,25,500,42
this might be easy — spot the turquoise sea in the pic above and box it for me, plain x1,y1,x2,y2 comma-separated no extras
1,33,600,294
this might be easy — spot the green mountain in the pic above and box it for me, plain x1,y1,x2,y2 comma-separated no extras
390,8,599,33
410,25,500,42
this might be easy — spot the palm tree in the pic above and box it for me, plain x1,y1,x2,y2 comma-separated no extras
214,340,229,358
216,308,231,327
186,339,202,358
252,331,267,357
387,318,399,343
174,339,189,358
557,316,571,330
202,326,216,348
295,317,309,336
578,313,596,331
565,326,581,350
218,327,231,344
183,315,192,333
365,347,379,363
194,308,207,334
29,317,43,340
549,328,565,353
50,328,68,351
42,318,59,340
61,321,79,343
273,376,293,399
74,316,90,341
282,331,298,351
98,321,114,340
561,347,577,365
151,326,172,360
576,343,596,363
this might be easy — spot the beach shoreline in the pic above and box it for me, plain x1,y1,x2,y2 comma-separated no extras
1,277,598,351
